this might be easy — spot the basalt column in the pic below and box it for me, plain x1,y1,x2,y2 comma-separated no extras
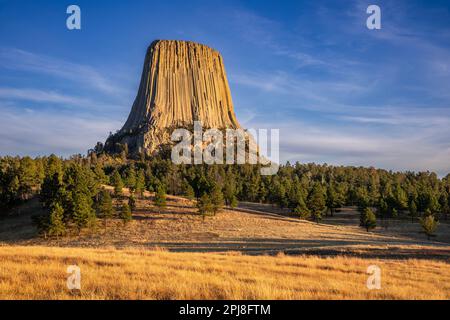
105,40,242,155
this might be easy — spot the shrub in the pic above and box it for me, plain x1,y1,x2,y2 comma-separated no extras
360,208,377,232
420,215,438,240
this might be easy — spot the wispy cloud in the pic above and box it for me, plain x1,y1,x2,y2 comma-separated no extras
344,0,450,100
0,47,130,156
0,87,93,106
0,47,126,96
0,87,127,113
226,8,328,69
0,104,121,157
252,119,450,176
230,70,370,109
223,4,450,175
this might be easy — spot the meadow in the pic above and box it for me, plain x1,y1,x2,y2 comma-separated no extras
0,245,449,300
1,192,449,300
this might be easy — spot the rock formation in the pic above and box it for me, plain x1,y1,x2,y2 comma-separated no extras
104,40,242,156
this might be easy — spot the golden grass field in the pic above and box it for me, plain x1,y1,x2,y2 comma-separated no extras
0,245,449,300
0,191,449,300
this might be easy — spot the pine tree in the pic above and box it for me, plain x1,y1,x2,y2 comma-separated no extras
45,154,63,178
210,185,224,215
275,182,288,208
439,193,449,220
111,170,124,197
394,185,408,210
86,209,98,233
307,184,326,223
246,178,260,202
197,193,214,219
128,194,136,211
17,156,37,200
420,215,438,240
154,185,166,212
360,207,377,232
184,183,195,200
97,189,113,227
223,179,238,207
377,198,388,219
93,163,108,184
356,187,370,213
9,175,20,205
326,185,338,216
368,177,380,206
125,165,137,191
293,195,310,219
408,200,418,223
229,196,238,208
47,202,66,238
72,192,95,232
120,202,132,224
258,181,267,203
62,164,97,228
428,193,441,214
135,169,146,198
40,172,64,209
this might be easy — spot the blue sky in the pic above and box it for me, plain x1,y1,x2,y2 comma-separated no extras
1,0,450,175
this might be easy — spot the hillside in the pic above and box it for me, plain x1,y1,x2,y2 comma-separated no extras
1,191,449,259
1,191,449,299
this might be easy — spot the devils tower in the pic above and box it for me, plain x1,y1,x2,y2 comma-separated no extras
104,40,242,156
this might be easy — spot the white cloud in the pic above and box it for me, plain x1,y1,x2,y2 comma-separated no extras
230,70,370,109
0,105,121,157
245,119,450,177
0,48,130,157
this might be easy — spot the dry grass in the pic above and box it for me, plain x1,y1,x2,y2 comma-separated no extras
1,193,449,300
0,245,449,300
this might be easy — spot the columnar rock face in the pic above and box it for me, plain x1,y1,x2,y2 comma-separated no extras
105,40,242,155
